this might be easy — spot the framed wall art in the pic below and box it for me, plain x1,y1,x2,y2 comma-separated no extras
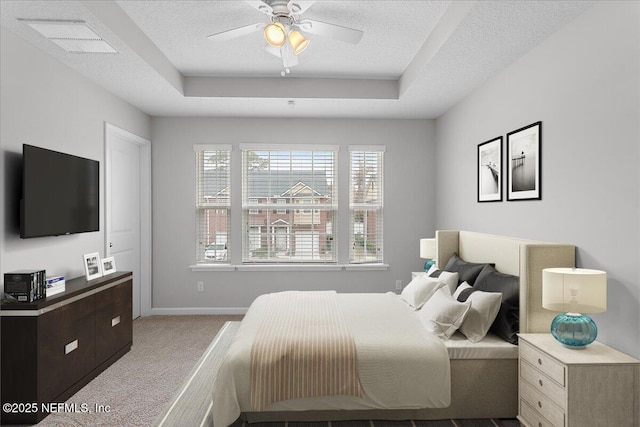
477,136,503,202
507,121,541,201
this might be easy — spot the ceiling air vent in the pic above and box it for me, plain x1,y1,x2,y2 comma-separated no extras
19,19,118,54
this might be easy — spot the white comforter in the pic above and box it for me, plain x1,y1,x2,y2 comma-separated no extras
212,292,450,427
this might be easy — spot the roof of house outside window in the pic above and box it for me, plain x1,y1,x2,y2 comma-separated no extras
204,170,330,198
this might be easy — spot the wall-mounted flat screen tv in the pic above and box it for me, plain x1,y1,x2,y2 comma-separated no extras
20,144,99,238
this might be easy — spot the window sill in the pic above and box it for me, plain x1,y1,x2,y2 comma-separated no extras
237,264,344,272
189,264,236,272
344,264,389,271
189,264,389,272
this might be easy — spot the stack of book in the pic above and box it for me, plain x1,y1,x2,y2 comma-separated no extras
4,270,46,302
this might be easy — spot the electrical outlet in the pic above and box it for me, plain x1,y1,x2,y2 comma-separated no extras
197,281,204,292
395,280,403,291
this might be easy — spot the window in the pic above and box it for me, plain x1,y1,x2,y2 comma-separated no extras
195,145,231,263
349,147,384,264
241,145,338,263
248,198,259,214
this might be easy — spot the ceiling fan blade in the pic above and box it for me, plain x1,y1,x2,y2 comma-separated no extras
287,1,316,15
207,22,265,41
296,19,363,44
244,0,273,16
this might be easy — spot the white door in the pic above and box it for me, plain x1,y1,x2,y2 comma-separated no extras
106,125,149,319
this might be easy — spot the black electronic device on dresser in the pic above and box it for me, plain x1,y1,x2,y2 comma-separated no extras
0,272,133,425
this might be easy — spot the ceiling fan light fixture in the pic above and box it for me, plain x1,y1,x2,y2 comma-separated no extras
288,30,310,55
264,22,286,47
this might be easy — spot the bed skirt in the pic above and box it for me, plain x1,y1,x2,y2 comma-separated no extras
243,358,518,422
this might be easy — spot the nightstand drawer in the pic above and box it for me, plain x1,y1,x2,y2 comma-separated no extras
518,334,640,427
521,340,565,386
520,360,566,406
520,379,565,426
520,400,559,427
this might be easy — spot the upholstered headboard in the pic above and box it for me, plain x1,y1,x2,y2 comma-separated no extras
435,230,576,334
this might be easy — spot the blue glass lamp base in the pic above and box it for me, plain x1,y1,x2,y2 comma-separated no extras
550,313,598,348
423,259,435,272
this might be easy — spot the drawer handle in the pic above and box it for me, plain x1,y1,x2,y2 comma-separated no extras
538,423,542,427
65,339,78,355
538,401,542,408
538,358,542,365
112,315,121,327
539,379,543,386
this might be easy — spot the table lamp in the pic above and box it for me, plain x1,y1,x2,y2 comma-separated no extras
542,268,607,348
420,238,436,272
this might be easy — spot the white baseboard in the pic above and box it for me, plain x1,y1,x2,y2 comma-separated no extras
148,307,248,315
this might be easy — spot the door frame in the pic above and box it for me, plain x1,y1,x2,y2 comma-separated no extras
104,122,152,316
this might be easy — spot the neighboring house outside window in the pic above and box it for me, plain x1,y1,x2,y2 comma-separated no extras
195,145,231,264
349,146,384,264
241,145,338,263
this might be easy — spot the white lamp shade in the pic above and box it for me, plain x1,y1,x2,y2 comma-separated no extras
542,268,607,313
264,22,286,47
288,30,310,55
420,238,435,259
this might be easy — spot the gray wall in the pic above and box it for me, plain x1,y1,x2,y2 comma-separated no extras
434,1,640,357
0,28,150,284
151,117,436,310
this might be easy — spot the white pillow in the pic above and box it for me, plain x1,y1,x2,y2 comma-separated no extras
426,265,459,293
452,282,502,343
417,287,471,340
400,274,447,309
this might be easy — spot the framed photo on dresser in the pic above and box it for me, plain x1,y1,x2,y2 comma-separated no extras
507,121,541,201
101,256,117,276
83,252,102,281
477,136,503,202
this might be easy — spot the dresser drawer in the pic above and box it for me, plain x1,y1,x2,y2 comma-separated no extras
520,399,559,427
520,360,566,407
38,296,96,402
520,340,565,386
520,378,565,426
95,281,133,365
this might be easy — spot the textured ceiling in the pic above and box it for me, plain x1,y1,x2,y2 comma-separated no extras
0,0,595,119
116,0,449,79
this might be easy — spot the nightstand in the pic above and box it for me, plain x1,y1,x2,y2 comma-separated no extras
518,334,640,427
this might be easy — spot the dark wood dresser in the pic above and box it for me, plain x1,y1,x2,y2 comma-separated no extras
1,272,133,424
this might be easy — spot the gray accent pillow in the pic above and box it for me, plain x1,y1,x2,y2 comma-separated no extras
443,252,494,286
474,264,520,344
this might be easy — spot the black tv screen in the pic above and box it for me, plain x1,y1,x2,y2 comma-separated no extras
20,144,99,238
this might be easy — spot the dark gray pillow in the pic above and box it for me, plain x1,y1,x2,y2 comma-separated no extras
443,253,493,286
474,264,519,344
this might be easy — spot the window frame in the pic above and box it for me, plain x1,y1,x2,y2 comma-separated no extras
349,146,385,264
240,144,339,264
194,144,232,265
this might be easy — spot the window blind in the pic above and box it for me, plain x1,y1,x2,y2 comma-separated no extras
195,146,231,264
241,147,338,263
349,148,384,264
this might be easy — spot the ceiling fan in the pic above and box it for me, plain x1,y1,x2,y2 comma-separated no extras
207,0,364,76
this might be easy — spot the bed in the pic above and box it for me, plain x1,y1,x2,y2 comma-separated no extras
212,230,575,425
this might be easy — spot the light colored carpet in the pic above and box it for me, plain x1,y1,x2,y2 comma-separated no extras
155,321,241,427
35,315,243,427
